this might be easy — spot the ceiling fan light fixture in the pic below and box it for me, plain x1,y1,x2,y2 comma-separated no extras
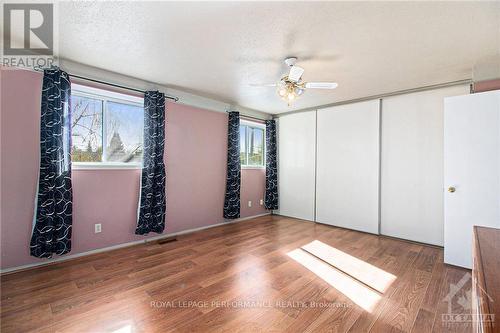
250,57,338,106
277,81,304,105
294,86,305,96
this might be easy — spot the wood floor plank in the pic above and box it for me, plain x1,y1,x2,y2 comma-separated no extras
421,251,446,313
368,268,432,332
411,308,436,333
346,242,422,333
303,289,363,333
1,215,472,333
431,266,472,333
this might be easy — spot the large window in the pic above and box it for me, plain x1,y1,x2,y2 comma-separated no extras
71,84,144,167
240,122,265,167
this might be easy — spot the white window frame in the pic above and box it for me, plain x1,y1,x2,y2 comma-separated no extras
240,120,266,169
71,84,144,170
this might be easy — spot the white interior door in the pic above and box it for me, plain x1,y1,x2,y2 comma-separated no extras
316,100,380,234
381,86,469,246
444,90,500,268
277,112,316,221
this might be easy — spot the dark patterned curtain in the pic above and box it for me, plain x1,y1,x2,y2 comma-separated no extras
223,111,241,219
265,119,278,210
136,91,166,235
30,67,73,258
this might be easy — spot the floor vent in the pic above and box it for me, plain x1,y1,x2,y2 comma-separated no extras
157,237,177,245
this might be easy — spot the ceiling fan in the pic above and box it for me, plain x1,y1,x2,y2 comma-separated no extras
250,57,338,105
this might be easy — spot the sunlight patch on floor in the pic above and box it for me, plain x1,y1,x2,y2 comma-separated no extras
287,248,381,312
112,324,132,333
301,240,396,293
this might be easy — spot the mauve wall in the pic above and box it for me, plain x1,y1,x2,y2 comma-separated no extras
0,68,267,270
474,79,500,93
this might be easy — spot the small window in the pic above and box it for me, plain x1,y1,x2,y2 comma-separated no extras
71,84,144,168
240,122,265,168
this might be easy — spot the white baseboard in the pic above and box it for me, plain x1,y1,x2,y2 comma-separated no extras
1,212,270,274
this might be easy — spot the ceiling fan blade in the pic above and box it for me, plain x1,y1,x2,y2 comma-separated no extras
288,66,304,82
305,82,338,89
248,83,277,87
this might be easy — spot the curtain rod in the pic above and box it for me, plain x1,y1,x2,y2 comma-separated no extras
32,67,179,102
226,111,267,122
69,74,179,102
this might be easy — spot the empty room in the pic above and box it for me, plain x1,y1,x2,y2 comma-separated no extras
1,1,499,332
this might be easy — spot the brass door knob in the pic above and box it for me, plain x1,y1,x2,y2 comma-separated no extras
448,186,456,193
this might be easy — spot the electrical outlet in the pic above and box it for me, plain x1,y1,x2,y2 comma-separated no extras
248,201,252,207
95,223,102,233
260,199,264,205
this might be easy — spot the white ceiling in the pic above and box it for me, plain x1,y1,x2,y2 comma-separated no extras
54,1,499,114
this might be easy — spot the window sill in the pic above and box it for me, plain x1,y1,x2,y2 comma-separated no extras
241,166,266,170
72,163,142,170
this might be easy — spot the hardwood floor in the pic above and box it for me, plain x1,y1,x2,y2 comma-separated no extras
1,215,472,333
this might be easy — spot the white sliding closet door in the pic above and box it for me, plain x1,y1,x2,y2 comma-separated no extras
380,86,469,246
316,100,380,233
277,112,316,221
